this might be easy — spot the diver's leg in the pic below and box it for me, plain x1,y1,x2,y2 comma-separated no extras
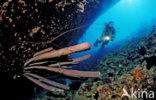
101,42,105,48
101,40,109,48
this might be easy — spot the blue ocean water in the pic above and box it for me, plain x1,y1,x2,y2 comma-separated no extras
71,0,156,69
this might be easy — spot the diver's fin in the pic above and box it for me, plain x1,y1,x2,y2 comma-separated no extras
101,42,105,49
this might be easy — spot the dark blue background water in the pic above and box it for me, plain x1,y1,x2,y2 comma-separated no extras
71,0,156,70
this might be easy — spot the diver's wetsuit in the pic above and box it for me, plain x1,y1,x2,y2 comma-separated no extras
94,22,116,48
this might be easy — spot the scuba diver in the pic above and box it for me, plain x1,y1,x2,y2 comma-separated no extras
94,21,116,48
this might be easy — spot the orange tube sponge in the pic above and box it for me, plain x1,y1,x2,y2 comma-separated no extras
23,73,64,92
24,66,101,78
24,42,91,66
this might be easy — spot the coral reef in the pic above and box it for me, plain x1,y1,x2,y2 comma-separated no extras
72,26,156,100
75,66,155,100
